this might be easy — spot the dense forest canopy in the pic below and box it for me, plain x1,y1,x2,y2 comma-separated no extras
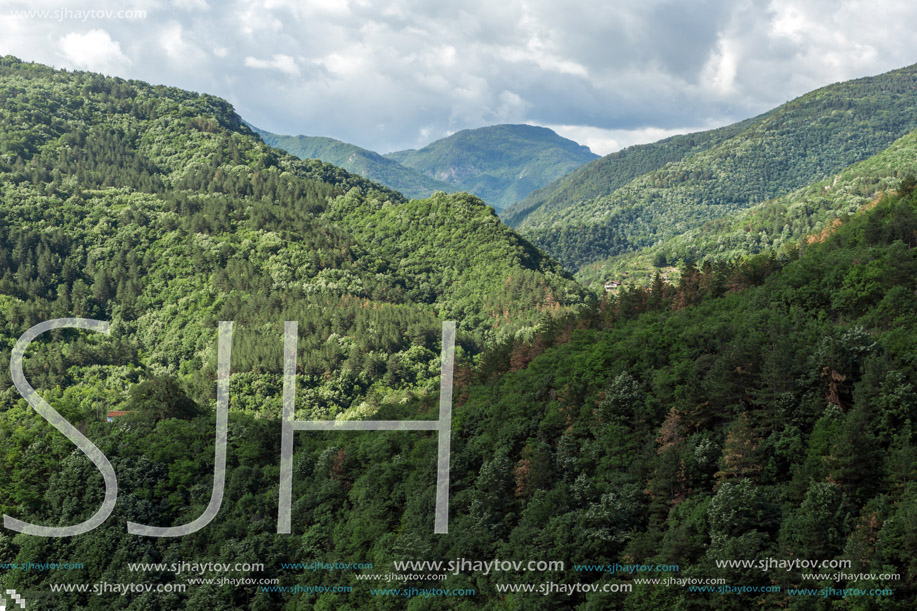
385,124,599,210
577,127,917,290
252,124,598,211
0,56,914,610
511,63,917,283
251,127,458,201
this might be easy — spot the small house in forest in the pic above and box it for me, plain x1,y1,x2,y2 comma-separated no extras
604,280,622,292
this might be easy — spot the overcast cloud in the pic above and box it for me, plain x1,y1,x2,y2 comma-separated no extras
1,0,916,154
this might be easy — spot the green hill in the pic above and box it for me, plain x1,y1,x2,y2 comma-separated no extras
423,184,917,608
4,58,916,605
578,128,917,290
0,55,585,428
325,190,583,335
501,115,764,227
385,124,598,209
250,127,457,200
514,63,917,273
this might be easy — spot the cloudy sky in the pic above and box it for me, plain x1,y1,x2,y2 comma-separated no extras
1,0,915,155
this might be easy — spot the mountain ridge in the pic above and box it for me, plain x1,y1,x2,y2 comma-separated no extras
255,123,598,210
384,123,598,209
0,54,585,420
250,126,458,200
512,62,917,276
501,114,767,227
576,127,917,289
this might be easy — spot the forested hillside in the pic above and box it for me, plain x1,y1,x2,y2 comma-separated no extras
0,53,587,563
386,124,598,210
578,127,917,289
501,115,762,227
250,127,457,200
3,70,915,605
325,190,582,335
514,63,917,275
436,186,917,609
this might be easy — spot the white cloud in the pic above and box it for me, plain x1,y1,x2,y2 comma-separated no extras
702,38,739,95
172,0,210,9
540,123,726,156
0,15,33,57
159,22,208,65
57,29,131,74
498,7,589,78
304,0,352,17
236,3,285,35
317,51,364,77
495,90,530,122
3,0,917,154
500,43,589,77
244,53,301,77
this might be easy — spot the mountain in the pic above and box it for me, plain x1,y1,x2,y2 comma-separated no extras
325,191,584,334
385,124,599,209
429,186,917,608
500,115,764,227
0,54,586,425
577,127,917,289
510,63,917,275
10,137,917,607
250,124,599,210
1,55,915,610
250,127,457,200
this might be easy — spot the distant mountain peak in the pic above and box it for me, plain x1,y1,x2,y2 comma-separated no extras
383,123,598,209
504,60,917,285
